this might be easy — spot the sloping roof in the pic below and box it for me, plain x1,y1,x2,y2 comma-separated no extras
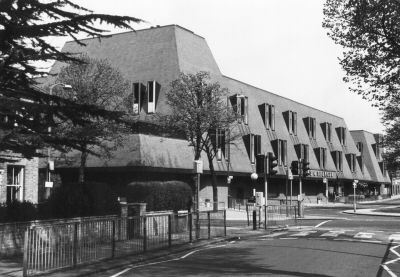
48,25,386,183
350,130,390,183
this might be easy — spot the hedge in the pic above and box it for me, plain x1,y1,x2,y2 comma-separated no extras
39,181,120,219
125,180,192,212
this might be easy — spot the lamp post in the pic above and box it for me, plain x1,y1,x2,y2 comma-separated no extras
45,83,72,198
250,172,258,230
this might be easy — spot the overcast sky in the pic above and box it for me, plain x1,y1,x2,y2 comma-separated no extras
50,0,383,133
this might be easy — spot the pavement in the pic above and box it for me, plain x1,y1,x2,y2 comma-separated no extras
3,198,400,277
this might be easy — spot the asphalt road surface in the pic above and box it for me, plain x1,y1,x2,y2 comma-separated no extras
97,200,400,277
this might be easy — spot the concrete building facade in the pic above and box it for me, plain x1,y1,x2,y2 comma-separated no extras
41,25,390,206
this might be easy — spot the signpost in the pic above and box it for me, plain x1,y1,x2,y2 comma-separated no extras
353,180,358,213
194,160,203,239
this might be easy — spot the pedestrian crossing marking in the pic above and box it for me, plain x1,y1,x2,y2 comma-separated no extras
354,232,375,239
389,234,400,241
260,232,288,238
290,231,317,237
320,231,345,237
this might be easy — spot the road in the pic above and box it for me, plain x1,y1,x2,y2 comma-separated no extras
97,200,400,277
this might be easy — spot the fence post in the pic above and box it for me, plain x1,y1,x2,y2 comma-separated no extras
258,206,261,228
207,211,211,239
223,210,227,237
189,213,193,242
73,222,78,267
22,228,29,277
294,206,298,225
143,217,147,252
111,219,116,258
168,214,172,248
252,209,257,230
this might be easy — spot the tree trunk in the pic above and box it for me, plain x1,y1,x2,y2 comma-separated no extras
206,150,218,211
79,149,88,183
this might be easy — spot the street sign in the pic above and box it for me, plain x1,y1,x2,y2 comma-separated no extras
193,160,203,174
45,181,53,188
288,168,293,180
323,178,327,184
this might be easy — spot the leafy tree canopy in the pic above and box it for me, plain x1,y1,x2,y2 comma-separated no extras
0,0,142,160
323,0,400,107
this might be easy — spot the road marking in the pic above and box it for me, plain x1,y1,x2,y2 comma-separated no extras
280,238,298,240
357,240,382,244
290,231,317,237
381,245,400,277
320,230,345,237
354,232,375,239
389,234,400,241
315,220,331,228
109,244,228,277
260,232,288,238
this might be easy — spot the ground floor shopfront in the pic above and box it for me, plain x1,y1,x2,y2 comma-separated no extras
52,167,392,208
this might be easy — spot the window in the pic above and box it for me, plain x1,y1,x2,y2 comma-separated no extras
132,83,142,114
294,144,309,162
283,110,297,135
314,147,327,169
331,151,343,171
336,127,346,146
346,153,357,172
272,139,288,166
6,165,24,203
260,103,275,131
243,133,261,164
379,161,387,176
321,122,332,142
304,117,316,139
210,129,228,161
357,156,363,173
147,81,158,113
356,142,363,154
231,94,248,124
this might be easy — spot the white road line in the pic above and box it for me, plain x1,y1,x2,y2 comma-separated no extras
381,265,397,277
320,231,345,237
389,234,400,241
290,231,317,237
354,232,375,239
109,244,228,277
279,238,298,240
259,232,288,238
315,220,331,228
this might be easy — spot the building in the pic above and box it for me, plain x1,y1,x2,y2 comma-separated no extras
41,24,390,205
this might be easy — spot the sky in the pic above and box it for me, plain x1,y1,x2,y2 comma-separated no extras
48,0,383,133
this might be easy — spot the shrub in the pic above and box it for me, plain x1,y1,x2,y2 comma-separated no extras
0,201,37,223
125,180,192,212
42,182,120,219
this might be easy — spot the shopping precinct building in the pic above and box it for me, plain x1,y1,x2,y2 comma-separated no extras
28,25,393,204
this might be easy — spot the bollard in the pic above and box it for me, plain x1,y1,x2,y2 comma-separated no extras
252,210,257,230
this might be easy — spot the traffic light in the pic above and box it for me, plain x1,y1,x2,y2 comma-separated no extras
291,160,299,175
268,152,278,176
302,161,310,178
256,154,266,174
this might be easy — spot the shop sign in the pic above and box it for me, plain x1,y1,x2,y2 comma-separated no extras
308,170,336,179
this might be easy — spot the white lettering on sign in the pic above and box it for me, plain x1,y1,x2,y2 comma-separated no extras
309,170,336,178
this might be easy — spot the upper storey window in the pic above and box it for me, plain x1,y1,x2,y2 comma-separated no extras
294,144,309,163
356,142,363,155
283,110,297,135
132,82,143,115
331,150,343,171
209,129,227,161
243,133,261,164
272,139,288,166
131,81,159,114
230,94,248,125
336,127,346,146
321,122,332,142
147,80,158,114
346,153,357,172
259,103,275,131
372,134,383,160
304,117,316,139
315,147,327,170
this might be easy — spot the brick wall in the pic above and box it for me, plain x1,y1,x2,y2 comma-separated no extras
0,157,39,204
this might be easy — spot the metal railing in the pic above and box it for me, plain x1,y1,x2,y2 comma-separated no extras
245,205,299,229
22,211,226,277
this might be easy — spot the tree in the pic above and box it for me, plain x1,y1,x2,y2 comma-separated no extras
0,0,142,160
163,72,238,211
53,55,130,182
323,0,400,107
